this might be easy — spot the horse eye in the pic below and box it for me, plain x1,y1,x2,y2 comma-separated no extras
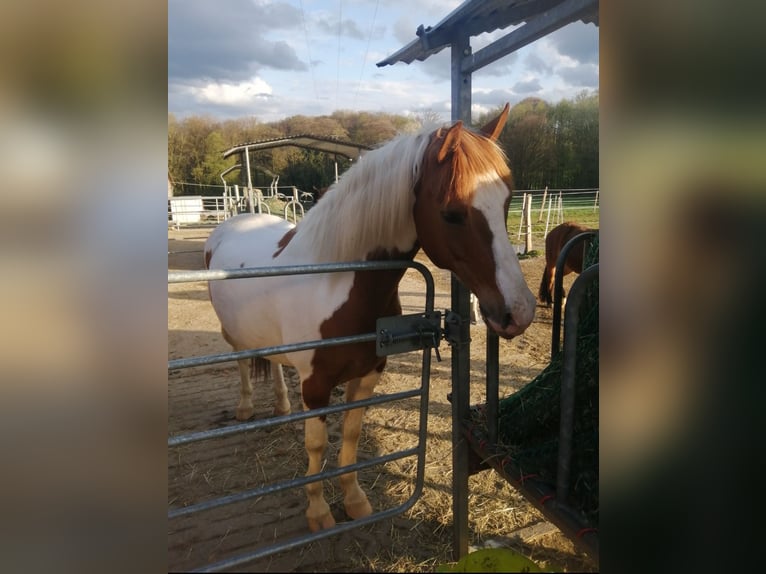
441,210,466,225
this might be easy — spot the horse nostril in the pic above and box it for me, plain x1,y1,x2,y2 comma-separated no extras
501,312,512,329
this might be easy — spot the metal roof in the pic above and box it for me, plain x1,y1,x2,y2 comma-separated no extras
222,135,371,161
377,0,598,69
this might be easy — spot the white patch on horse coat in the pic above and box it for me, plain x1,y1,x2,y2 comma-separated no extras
206,214,356,379
204,130,439,378
471,174,536,330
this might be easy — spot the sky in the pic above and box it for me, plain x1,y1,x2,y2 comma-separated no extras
168,0,599,123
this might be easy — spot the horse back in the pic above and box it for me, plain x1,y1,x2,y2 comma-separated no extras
546,222,591,273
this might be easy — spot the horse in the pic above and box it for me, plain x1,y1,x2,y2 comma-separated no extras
538,221,595,307
203,103,536,533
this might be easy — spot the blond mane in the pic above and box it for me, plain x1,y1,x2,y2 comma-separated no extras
284,122,511,262
286,127,433,261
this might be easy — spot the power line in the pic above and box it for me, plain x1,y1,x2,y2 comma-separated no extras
335,0,343,109
354,0,380,108
297,0,319,101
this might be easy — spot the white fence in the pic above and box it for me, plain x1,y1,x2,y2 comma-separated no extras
167,185,600,246
167,183,317,229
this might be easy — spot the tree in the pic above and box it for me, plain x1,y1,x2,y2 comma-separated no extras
167,96,598,196
190,131,234,189
499,98,554,189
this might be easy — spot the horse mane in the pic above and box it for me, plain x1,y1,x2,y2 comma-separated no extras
430,128,512,205
284,121,511,262
286,127,434,262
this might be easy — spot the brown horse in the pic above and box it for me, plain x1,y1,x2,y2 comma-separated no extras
538,221,595,306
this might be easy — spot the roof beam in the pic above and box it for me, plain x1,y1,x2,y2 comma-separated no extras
416,0,565,54
462,0,598,74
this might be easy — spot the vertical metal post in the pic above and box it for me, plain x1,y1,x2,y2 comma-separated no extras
486,331,499,446
557,264,599,504
244,145,253,192
450,31,472,562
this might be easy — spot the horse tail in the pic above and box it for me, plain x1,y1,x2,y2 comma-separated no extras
252,357,271,383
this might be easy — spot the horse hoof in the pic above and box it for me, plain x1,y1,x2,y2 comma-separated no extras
273,405,291,416
344,497,372,520
235,407,254,421
307,512,336,532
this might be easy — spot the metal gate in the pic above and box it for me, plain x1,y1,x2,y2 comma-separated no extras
168,260,441,572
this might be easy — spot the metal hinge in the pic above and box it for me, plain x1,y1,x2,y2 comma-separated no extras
376,311,443,361
442,310,471,347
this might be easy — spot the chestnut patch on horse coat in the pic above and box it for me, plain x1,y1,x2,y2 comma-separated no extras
273,227,297,258
300,246,418,411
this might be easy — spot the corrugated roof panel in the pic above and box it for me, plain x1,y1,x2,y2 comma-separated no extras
377,0,597,67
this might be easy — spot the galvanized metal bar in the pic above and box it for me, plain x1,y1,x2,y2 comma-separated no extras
169,259,435,314
169,447,418,519
412,345,434,501
194,497,421,573
169,254,438,571
169,332,377,371
556,263,599,505
486,329,499,446
168,388,421,447
551,231,597,357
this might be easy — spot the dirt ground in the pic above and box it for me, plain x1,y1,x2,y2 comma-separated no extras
167,224,597,573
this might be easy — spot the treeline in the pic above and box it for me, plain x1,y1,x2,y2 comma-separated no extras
168,91,598,194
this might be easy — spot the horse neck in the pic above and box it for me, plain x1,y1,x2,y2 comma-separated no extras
289,132,431,262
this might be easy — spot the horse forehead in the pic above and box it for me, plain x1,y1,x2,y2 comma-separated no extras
468,174,510,214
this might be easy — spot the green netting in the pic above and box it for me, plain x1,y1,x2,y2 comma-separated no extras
496,235,599,526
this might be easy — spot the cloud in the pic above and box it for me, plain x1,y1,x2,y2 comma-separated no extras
547,21,599,65
315,15,366,40
407,49,453,82
525,52,554,75
168,0,307,81
557,63,599,88
512,78,543,94
188,77,274,106
476,51,520,77
392,16,420,45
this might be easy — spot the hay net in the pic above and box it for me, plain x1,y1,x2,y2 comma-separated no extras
496,235,598,526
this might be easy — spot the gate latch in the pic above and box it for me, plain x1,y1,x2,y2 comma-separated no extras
376,311,442,360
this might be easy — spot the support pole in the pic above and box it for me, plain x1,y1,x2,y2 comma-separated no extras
450,31,472,563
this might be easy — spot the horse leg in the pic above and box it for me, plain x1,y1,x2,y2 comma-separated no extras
549,265,561,308
539,265,553,307
235,358,254,421
339,370,380,520
469,293,479,324
304,410,335,531
271,361,291,416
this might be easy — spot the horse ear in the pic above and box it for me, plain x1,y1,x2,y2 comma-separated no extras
437,121,463,163
479,103,510,141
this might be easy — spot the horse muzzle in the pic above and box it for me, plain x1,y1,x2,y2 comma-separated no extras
484,312,530,339
480,293,536,339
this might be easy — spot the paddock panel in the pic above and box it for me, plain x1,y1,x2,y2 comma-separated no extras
168,226,596,572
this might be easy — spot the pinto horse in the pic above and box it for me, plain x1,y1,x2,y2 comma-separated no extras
538,221,595,307
203,104,536,533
